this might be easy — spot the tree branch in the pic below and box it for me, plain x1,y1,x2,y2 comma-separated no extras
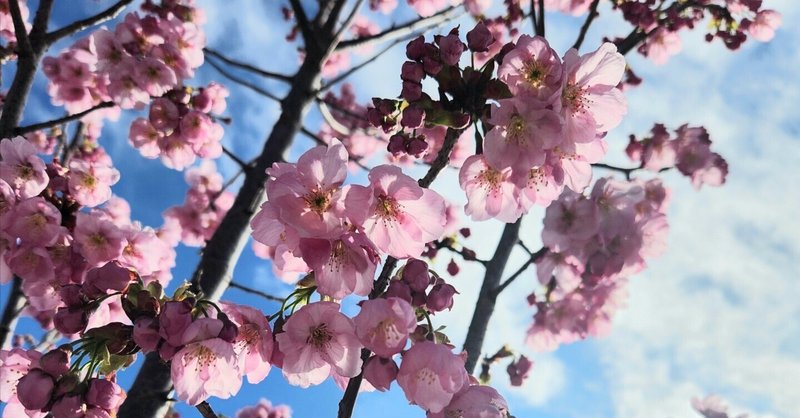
205,56,282,102
0,277,26,349
203,48,293,83
536,0,545,37
228,282,284,302
573,0,600,50
462,220,522,374
195,401,218,418
289,0,319,53
7,0,32,58
336,5,463,52
493,247,548,297
44,0,133,45
320,36,406,91
13,102,115,136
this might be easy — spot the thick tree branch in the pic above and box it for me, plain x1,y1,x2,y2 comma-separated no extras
573,0,601,50
289,0,319,53
203,48,294,83
8,0,32,57
536,0,545,37
13,102,115,136
44,0,133,45
0,277,26,349
462,220,522,374
336,5,463,52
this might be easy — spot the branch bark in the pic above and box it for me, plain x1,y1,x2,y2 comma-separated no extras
13,102,115,136
573,0,601,50
335,5,463,51
44,0,133,44
462,220,522,374
202,48,294,83
0,277,26,349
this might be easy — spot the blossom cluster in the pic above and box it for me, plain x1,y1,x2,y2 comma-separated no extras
250,139,447,290
162,160,234,246
626,123,728,189
460,34,627,222
0,137,176,333
528,177,670,350
692,394,752,418
236,398,292,418
0,346,126,418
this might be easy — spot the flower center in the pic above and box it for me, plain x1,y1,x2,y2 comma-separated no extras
376,195,400,220
304,189,332,215
507,115,527,143
308,324,332,349
415,367,439,386
524,61,546,88
191,345,217,370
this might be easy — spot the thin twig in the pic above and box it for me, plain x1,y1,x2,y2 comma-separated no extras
222,146,250,170
203,48,293,83
336,5,463,51
320,37,407,91
493,247,548,297
228,282,284,302
45,0,133,44
536,0,545,37
14,102,115,136
573,0,601,50
591,162,639,180
62,122,86,163
205,56,282,102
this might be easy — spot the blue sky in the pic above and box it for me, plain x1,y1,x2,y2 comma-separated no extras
2,1,799,417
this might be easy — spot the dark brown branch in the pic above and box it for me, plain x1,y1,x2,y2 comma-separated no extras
0,277,26,349
331,0,365,40
591,162,640,180
203,48,293,83
8,0,32,57
536,0,545,37
336,5,463,51
289,0,319,53
493,247,548,297
573,0,601,50
228,282,284,302
13,102,115,136
221,146,250,170
195,401,218,418
62,122,86,163
462,220,522,373
205,56,282,102
45,0,133,45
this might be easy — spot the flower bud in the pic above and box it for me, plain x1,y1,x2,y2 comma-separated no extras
59,285,84,308
16,369,54,410
86,378,127,411
427,283,458,312
400,106,425,129
51,394,86,418
388,134,407,156
438,33,465,66
158,300,193,347
406,136,428,157
54,307,88,335
406,36,427,60
385,281,412,304
363,356,398,391
467,21,494,52
39,346,71,378
83,261,133,298
400,61,425,83
507,355,533,386
133,317,161,352
402,259,430,292
401,81,422,102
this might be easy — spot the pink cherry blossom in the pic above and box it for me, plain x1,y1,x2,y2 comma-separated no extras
641,28,682,65
559,43,627,145
498,35,563,103
275,301,362,388
484,99,561,171
544,0,594,16
0,137,49,199
171,338,242,405
0,348,41,403
74,212,125,266
459,155,520,223
68,159,120,207
298,232,378,299
5,197,61,246
353,165,446,258
221,302,274,384
397,341,469,413
747,10,782,42
363,356,399,391
428,384,509,418
353,297,417,357
236,399,293,418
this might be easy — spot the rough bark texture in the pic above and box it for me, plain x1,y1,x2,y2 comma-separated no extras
462,220,522,374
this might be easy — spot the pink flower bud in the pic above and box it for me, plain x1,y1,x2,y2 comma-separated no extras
467,21,494,52
51,394,86,418
401,81,422,102
388,134,407,156
400,106,425,129
406,36,427,60
402,259,430,292
133,318,161,352
59,285,84,307
39,347,71,378
427,283,457,312
437,33,465,66
406,137,428,157
447,259,460,276
86,378,126,411
83,261,133,298
54,307,88,335
385,281,413,304
400,61,425,83
507,355,533,386
159,300,193,347
363,356,398,391
16,369,54,410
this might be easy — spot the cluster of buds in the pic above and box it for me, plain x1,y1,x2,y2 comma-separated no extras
386,258,458,313
129,84,229,170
